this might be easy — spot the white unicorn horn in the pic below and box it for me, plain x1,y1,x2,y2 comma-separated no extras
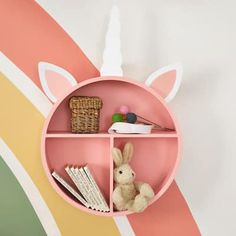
101,5,123,76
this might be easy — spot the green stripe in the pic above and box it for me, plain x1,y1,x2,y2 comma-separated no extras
0,156,46,236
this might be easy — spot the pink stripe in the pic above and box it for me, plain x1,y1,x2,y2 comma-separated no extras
128,181,201,236
0,0,99,89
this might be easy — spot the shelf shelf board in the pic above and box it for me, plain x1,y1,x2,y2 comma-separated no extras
46,131,178,138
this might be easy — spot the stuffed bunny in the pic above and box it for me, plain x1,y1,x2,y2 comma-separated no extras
112,142,155,212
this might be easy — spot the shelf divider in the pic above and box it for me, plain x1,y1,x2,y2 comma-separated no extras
109,136,114,213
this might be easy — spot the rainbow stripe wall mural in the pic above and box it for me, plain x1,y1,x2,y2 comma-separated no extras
0,1,201,235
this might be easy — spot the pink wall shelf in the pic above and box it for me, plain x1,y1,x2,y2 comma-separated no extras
41,76,181,216
45,131,177,138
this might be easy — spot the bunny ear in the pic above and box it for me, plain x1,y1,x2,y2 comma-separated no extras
145,64,183,103
112,148,123,167
122,143,133,164
38,62,77,103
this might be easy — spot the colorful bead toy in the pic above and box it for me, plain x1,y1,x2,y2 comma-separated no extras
111,106,175,131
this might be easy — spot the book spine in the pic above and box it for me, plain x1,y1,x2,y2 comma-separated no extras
76,167,103,211
79,167,104,211
71,167,99,210
64,166,92,207
80,168,105,211
51,171,90,208
83,166,110,212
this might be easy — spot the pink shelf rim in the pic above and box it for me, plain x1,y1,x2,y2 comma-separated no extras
41,76,182,217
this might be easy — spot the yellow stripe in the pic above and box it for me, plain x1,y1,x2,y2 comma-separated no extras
0,73,120,236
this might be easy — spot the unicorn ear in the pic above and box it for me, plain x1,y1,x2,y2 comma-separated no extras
38,62,77,103
145,64,183,103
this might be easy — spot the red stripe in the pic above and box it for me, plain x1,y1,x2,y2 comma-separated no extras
0,0,99,89
128,181,201,236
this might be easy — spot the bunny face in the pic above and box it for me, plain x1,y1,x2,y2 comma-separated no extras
112,143,136,184
114,164,136,184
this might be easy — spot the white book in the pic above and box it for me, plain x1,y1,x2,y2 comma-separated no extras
80,168,104,210
79,167,104,210
64,166,93,208
77,167,104,211
51,171,91,209
83,166,110,212
71,167,99,210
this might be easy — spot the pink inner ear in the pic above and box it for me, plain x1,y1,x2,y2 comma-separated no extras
45,70,73,99
151,70,176,98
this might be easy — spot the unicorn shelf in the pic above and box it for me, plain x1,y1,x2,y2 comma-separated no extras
39,6,182,216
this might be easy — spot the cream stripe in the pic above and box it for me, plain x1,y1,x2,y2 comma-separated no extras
114,216,136,236
0,138,61,236
0,52,52,117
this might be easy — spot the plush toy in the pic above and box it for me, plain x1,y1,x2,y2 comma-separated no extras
112,143,155,212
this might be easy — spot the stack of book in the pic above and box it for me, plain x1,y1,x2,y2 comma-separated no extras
52,165,109,212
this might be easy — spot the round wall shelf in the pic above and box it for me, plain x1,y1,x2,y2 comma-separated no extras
41,76,181,216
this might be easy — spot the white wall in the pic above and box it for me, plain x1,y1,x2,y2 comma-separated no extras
36,1,236,235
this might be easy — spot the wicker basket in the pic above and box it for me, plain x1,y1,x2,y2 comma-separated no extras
69,96,103,133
